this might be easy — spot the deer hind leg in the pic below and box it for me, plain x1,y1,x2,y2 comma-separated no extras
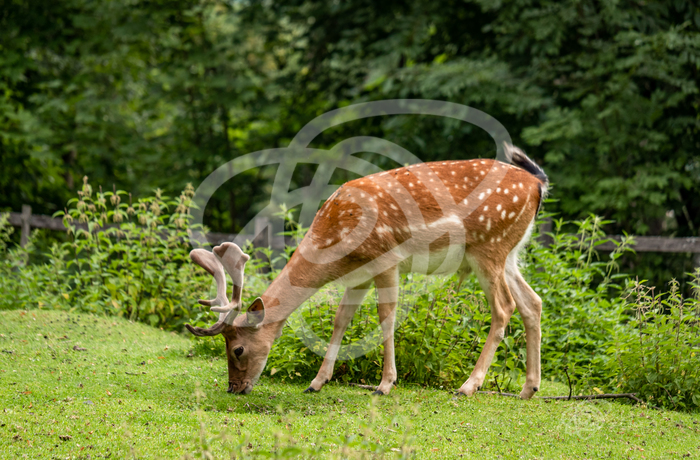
373,267,399,395
505,256,542,400
304,281,371,393
457,265,516,396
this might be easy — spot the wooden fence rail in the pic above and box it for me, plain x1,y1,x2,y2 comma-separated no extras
5,206,290,250
5,207,700,262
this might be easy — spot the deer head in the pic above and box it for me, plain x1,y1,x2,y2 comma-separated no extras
185,242,273,394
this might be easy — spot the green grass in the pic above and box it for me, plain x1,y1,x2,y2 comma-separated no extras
1,310,699,459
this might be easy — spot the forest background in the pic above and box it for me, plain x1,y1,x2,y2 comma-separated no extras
1,0,699,289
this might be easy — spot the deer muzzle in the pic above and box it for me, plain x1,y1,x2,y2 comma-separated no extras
227,380,253,394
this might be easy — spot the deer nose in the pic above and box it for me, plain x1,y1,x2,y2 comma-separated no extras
227,381,253,394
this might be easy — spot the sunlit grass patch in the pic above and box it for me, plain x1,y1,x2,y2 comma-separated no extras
1,310,698,459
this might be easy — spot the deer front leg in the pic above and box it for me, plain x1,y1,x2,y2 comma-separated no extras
304,283,371,393
457,272,515,397
373,267,399,396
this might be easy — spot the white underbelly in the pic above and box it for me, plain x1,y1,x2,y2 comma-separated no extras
398,244,466,276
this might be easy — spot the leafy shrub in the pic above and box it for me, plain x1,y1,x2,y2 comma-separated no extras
609,273,700,410
0,178,215,331
5,185,698,410
0,213,13,252
518,215,635,391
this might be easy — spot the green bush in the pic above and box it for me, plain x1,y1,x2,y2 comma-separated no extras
608,274,700,411
0,178,214,331
3,186,699,410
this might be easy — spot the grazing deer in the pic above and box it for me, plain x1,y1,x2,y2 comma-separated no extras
186,143,547,398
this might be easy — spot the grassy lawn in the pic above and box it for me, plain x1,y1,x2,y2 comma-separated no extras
0,310,699,459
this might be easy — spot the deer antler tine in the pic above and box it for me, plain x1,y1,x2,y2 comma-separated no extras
211,243,250,313
189,249,228,308
185,248,235,336
185,322,226,337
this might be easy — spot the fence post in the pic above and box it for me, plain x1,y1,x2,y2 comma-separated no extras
253,217,270,248
20,205,32,248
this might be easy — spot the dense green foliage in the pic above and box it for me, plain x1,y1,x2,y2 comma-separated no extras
0,179,210,330
610,277,700,411
2,183,699,410
2,0,699,239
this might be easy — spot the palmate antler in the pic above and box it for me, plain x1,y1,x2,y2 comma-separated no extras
185,243,251,336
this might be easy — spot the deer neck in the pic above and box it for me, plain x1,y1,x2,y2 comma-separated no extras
259,262,320,336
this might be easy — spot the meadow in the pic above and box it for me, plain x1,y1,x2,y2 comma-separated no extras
1,183,700,458
2,310,699,459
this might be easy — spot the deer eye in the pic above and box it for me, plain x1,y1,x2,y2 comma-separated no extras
234,346,244,357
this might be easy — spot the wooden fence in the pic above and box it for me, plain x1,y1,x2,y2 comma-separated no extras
5,206,700,266
5,206,291,250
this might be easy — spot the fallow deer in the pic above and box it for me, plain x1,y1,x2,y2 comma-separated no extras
186,143,547,398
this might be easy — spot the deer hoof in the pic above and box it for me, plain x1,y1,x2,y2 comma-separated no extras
303,386,317,393
519,387,537,400
371,390,384,396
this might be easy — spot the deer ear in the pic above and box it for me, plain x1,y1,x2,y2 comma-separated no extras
245,297,265,327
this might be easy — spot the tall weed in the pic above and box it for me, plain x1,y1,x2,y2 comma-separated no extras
0,178,213,330
609,273,700,410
